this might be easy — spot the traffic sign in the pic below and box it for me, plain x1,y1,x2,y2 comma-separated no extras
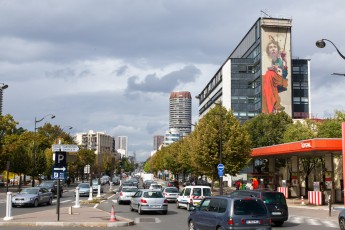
53,166,66,172
217,163,224,171
218,170,224,177
53,171,66,180
54,152,67,167
52,144,79,152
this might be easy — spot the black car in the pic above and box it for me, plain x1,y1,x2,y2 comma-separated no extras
230,189,288,226
38,180,63,197
188,196,271,229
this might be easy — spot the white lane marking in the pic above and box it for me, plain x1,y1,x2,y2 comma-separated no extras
321,220,338,228
305,218,321,225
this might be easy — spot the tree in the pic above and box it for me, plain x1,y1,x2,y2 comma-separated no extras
244,111,292,148
191,104,252,181
317,111,345,138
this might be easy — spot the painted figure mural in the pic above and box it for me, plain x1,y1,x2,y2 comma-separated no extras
262,35,288,114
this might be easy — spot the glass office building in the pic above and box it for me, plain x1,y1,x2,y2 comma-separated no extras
197,17,310,122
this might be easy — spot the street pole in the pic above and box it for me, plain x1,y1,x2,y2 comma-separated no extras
32,114,55,187
219,111,223,196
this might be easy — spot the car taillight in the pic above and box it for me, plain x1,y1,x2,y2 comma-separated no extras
241,219,245,224
228,218,234,225
163,193,167,196
120,192,123,196
140,199,147,203
164,199,168,204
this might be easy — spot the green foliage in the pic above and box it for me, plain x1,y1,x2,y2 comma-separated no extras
316,111,345,138
282,120,316,143
244,111,292,147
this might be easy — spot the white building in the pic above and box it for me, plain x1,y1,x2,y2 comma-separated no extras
116,136,128,157
163,128,180,147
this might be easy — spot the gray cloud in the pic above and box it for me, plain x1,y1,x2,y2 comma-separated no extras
126,65,200,93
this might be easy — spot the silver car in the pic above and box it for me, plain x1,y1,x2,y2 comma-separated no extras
162,187,179,202
117,186,138,204
12,187,53,207
76,183,91,197
129,189,168,215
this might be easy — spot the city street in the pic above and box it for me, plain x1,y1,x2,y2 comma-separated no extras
0,182,341,229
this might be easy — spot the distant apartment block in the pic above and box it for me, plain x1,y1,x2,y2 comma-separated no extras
153,135,164,151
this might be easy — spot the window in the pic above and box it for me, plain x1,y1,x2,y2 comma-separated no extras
203,188,211,196
234,199,267,215
193,188,202,196
218,199,227,213
185,188,191,196
208,199,220,212
199,198,211,211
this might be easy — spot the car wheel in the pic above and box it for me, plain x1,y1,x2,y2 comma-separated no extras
273,221,284,227
340,217,345,230
176,201,180,209
188,220,195,230
33,199,39,207
47,197,52,205
118,199,121,205
138,205,143,215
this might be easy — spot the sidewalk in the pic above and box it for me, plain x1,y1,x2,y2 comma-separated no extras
0,184,134,227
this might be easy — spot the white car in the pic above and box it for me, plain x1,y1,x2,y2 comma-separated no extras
149,184,162,190
117,186,138,204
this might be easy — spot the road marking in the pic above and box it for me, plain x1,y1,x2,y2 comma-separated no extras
305,218,321,225
321,220,338,228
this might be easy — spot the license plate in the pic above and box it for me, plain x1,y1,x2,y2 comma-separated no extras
246,220,260,224
150,205,161,208
272,212,282,215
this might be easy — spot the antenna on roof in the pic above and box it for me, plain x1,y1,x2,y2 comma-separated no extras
260,10,272,18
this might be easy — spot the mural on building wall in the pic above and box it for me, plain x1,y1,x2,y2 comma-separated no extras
261,24,291,115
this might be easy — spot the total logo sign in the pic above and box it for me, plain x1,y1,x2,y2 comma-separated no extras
301,141,312,149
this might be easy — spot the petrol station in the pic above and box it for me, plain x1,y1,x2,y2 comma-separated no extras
251,138,343,206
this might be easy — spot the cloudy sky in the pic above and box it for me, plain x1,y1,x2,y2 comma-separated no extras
1,0,345,162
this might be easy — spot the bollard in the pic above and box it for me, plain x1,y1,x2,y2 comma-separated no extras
73,187,81,208
3,192,13,221
97,184,101,198
328,195,331,217
301,196,305,205
88,185,93,201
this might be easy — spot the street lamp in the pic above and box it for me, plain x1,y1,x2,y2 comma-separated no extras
316,39,345,207
0,83,9,116
32,114,55,187
316,39,345,60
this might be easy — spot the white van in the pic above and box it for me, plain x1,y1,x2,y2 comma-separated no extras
176,185,212,211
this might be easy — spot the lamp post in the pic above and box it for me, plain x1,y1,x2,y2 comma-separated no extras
32,114,55,187
0,83,9,116
316,38,345,207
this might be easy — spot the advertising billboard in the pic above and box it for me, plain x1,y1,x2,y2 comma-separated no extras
261,19,292,116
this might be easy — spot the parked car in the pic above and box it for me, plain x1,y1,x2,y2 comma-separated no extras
188,196,272,230
12,187,53,207
91,179,104,193
339,208,345,229
177,185,212,211
162,187,179,203
76,183,91,197
130,189,168,215
230,189,288,226
37,180,63,197
117,186,138,204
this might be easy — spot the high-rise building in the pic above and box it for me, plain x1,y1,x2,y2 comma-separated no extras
116,136,128,157
163,128,181,147
169,91,192,137
196,17,310,122
153,135,164,151
75,130,118,168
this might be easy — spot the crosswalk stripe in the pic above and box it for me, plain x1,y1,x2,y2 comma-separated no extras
289,216,303,223
305,218,321,225
321,220,338,228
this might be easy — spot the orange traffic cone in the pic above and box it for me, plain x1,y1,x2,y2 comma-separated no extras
109,205,117,222
301,196,305,205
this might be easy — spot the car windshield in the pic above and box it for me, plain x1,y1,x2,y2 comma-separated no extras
122,188,138,192
143,191,164,198
20,188,39,194
234,199,267,215
79,184,89,188
165,187,179,193
262,192,286,205
151,185,161,188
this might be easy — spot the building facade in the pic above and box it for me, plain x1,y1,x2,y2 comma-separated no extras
196,17,310,122
169,91,192,137
163,128,181,147
153,135,164,151
75,130,118,170
116,136,128,157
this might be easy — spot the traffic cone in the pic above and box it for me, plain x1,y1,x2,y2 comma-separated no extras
109,205,117,222
301,196,305,205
